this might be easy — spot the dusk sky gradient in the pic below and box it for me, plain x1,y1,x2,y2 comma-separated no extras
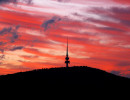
0,0,130,78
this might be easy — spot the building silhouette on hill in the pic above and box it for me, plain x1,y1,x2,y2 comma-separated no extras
65,37,70,68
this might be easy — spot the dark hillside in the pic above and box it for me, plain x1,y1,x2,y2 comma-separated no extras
0,66,129,89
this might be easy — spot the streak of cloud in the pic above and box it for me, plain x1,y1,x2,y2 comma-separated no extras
10,46,24,51
41,16,61,32
0,0,32,4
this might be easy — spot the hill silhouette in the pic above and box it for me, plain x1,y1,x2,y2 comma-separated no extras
0,66,130,89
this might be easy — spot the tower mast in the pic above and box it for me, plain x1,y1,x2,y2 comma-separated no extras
65,37,70,68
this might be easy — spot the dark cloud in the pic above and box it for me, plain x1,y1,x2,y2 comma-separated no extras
10,46,24,51
23,0,32,4
0,0,32,4
125,74,130,78
109,7,130,14
100,27,125,32
15,25,20,30
72,12,85,18
0,25,20,53
10,31,19,43
120,20,130,27
0,26,19,43
109,7,130,27
41,16,61,31
0,0,17,4
111,70,130,78
88,7,130,27
117,61,130,67
88,7,130,17
0,27,12,35
57,0,70,2
111,70,121,76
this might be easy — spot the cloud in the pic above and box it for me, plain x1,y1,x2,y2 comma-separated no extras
125,74,130,78
41,16,61,31
111,70,121,76
10,46,24,51
88,7,130,27
0,0,17,4
111,70,130,78
24,0,32,4
117,61,130,67
0,26,20,63
0,0,32,4
0,26,20,53
86,6,130,48
0,26,19,43
56,0,70,2
109,7,130,14
100,27,125,32
0,27,12,35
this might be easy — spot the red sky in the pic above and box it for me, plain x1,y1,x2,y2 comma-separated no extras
0,0,130,78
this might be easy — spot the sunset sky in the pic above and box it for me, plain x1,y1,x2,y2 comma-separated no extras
0,0,130,78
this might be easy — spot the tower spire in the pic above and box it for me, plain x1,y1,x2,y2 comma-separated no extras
65,37,70,68
66,37,68,56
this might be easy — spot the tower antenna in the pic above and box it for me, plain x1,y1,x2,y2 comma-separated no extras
65,37,70,68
